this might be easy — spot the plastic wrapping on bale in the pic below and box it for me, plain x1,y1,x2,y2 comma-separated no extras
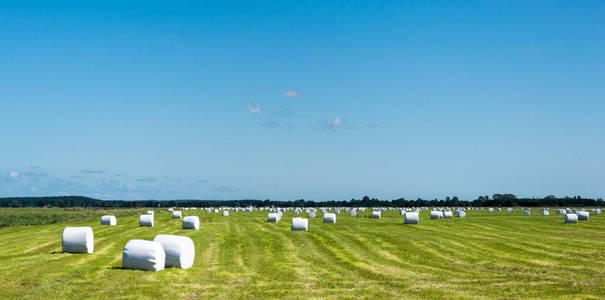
404,212,419,224
172,211,182,219
182,216,200,230
147,210,154,215
524,210,531,216
62,227,94,254
323,213,336,224
349,210,357,217
153,234,195,269
565,214,578,224
267,213,280,222
457,211,466,218
430,211,443,219
222,210,229,217
578,211,589,221
488,208,494,213
308,212,317,218
542,210,550,216
101,215,117,226
291,218,308,231
371,211,381,219
443,211,453,218
139,214,154,227
122,239,165,272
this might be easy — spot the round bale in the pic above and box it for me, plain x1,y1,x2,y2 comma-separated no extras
182,216,200,230
62,227,94,254
139,214,154,227
153,234,195,269
101,215,117,226
122,239,165,271
404,212,419,224
291,217,308,231
323,213,336,224
564,213,578,224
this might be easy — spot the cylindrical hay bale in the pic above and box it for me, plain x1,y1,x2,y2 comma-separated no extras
205,208,212,213
308,212,317,218
524,210,531,216
458,211,466,218
222,210,229,217
62,227,94,254
291,217,308,231
153,234,195,269
542,210,550,216
122,239,165,271
564,213,578,224
443,211,453,218
596,209,602,214
172,211,182,219
488,208,494,213
267,213,280,222
371,211,381,219
182,216,200,230
101,215,117,226
139,214,154,227
349,210,357,217
506,208,513,212
430,211,443,219
147,210,154,215
323,213,336,224
168,208,174,212
578,211,589,221
404,212,419,224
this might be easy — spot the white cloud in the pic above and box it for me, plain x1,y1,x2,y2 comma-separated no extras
247,104,263,114
328,117,343,128
366,121,378,128
283,90,300,97
9,171,18,178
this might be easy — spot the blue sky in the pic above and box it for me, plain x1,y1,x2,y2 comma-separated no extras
1,1,604,200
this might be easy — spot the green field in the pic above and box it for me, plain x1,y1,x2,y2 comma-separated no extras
1,208,604,299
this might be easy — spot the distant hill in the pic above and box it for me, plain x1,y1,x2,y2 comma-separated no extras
0,195,603,208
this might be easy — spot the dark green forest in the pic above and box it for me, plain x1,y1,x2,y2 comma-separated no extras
0,194,603,208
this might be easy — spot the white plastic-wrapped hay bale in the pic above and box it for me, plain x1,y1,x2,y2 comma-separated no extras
222,210,229,217
267,213,280,222
323,213,336,224
349,209,357,217
147,210,154,215
596,209,602,215
214,208,219,213
205,208,212,213
153,234,195,269
101,215,117,226
542,210,550,216
308,212,317,218
488,208,494,213
506,207,513,212
430,211,443,219
172,211,182,219
497,208,502,212
182,216,200,230
404,212,419,224
578,211,589,221
457,210,466,218
62,227,94,254
139,214,154,227
524,210,531,216
443,211,453,218
371,211,381,219
122,239,165,271
564,213,578,224
168,208,174,212
291,217,308,231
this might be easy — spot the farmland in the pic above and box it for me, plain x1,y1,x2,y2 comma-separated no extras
1,208,605,299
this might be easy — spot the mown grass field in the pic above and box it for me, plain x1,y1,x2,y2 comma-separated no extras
1,208,604,299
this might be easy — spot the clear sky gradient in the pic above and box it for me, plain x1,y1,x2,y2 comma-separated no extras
1,1,604,200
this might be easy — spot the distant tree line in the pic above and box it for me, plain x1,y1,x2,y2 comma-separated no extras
0,194,603,208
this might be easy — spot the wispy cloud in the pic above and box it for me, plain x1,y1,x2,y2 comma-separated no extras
366,121,378,128
283,90,300,97
81,169,104,174
247,104,263,114
328,117,343,128
136,178,156,183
